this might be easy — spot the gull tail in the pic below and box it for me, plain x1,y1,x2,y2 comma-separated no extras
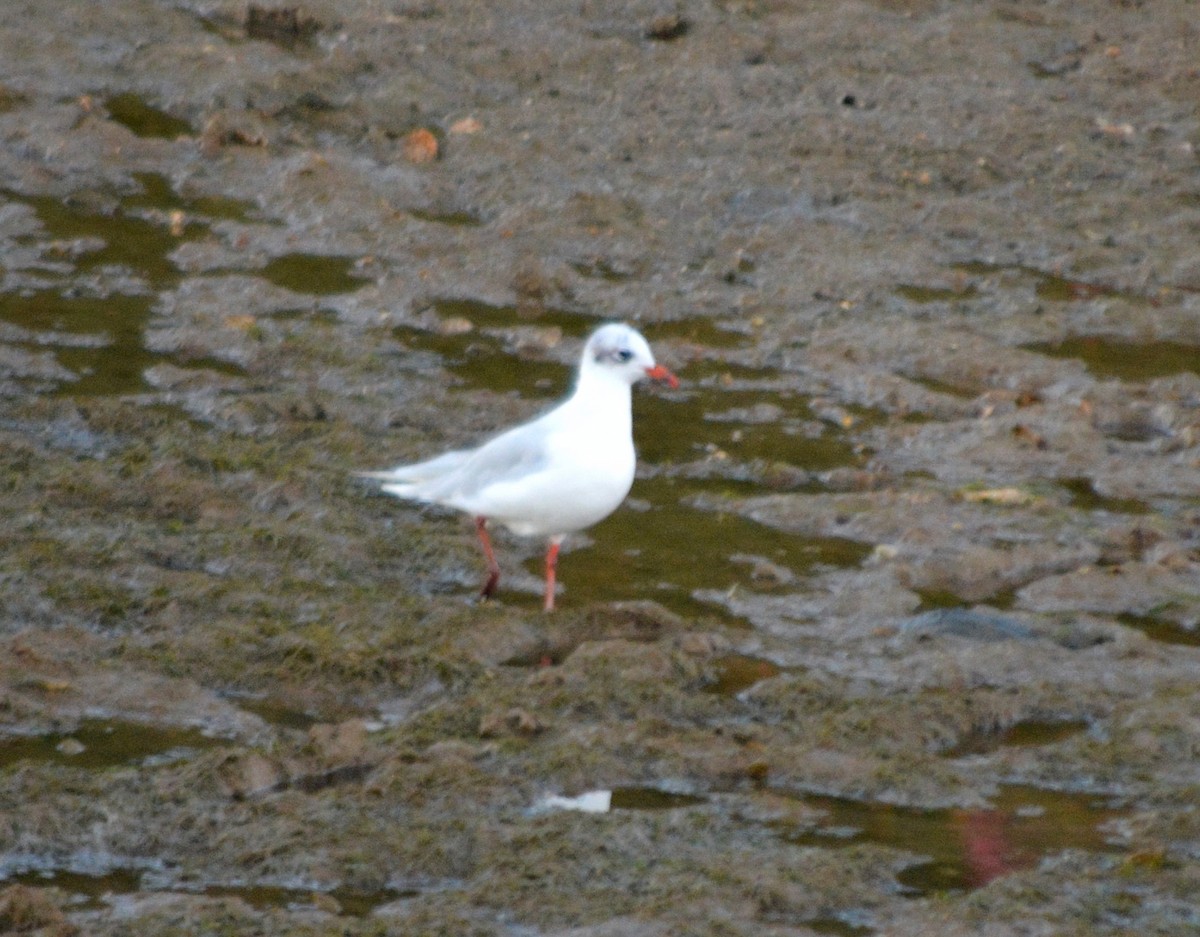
354,469,425,502
354,449,472,500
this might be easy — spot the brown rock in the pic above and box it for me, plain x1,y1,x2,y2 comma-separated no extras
403,128,439,163
216,752,284,799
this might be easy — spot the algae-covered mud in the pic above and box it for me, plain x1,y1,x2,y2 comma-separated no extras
2,1,1199,934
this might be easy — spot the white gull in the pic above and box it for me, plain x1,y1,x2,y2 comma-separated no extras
359,322,678,611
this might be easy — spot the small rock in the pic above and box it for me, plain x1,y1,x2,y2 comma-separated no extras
585,600,685,641
55,738,86,756
217,751,284,799
0,884,78,936
308,719,368,764
479,708,545,738
449,116,482,134
676,632,731,657
645,14,689,41
199,112,269,154
730,553,794,586
403,128,439,164
310,892,341,913
958,486,1035,506
437,316,474,336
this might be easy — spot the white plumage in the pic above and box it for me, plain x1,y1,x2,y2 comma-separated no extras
359,322,678,610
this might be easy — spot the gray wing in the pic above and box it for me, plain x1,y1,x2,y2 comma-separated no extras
366,413,557,506
413,419,553,503
356,448,474,485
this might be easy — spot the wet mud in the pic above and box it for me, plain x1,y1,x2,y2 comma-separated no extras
2,1,1199,934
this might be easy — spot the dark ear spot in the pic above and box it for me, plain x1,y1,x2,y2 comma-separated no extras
595,345,631,364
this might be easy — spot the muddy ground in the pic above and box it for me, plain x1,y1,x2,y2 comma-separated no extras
2,0,1199,934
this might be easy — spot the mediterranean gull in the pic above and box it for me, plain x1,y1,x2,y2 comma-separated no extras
358,322,678,610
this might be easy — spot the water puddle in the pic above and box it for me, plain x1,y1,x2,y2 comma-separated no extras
408,207,484,227
781,784,1127,896
1058,477,1150,515
943,719,1089,758
7,867,143,910
1024,336,1200,383
1,173,257,394
560,476,870,618
538,779,1125,897
913,588,972,612
104,92,193,139
0,719,221,771
953,261,1159,308
611,786,708,810
703,653,782,695
1117,612,1200,648
11,186,190,288
123,170,255,223
259,253,373,296
642,316,750,349
226,694,322,731
395,319,575,395
1,290,156,395
4,865,405,917
636,387,857,470
808,915,875,937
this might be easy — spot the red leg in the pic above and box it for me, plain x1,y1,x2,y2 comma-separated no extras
543,537,562,612
475,517,500,599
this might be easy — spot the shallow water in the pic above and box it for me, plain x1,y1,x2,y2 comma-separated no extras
230,696,322,732
1058,477,1150,515
536,775,1126,902
259,253,372,296
703,653,782,696
1025,335,1200,383
807,914,874,937
783,784,1126,896
8,867,143,911
0,175,255,394
1118,612,1200,648
570,475,869,617
953,262,1159,308
5,867,406,917
0,719,219,771
408,207,484,227
104,93,193,139
943,719,1089,758
610,787,707,810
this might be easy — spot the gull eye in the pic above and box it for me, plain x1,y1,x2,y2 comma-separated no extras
614,349,633,363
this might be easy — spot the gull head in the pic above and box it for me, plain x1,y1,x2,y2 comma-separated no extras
583,323,679,388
